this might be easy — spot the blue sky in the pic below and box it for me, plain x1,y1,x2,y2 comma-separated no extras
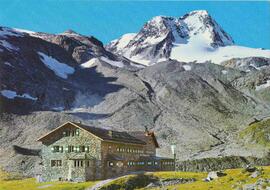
0,1,269,49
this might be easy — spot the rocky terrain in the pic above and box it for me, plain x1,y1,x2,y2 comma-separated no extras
0,10,270,176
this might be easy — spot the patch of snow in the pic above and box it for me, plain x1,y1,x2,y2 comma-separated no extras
171,41,270,64
150,16,165,25
1,90,17,99
221,70,228,74
1,27,47,40
256,80,270,91
157,57,168,62
100,57,124,68
52,107,64,111
80,58,99,68
0,27,23,38
60,31,80,36
3,62,13,67
1,90,37,100
113,33,136,50
128,55,169,66
13,28,35,35
71,107,89,112
38,52,75,79
0,40,19,51
129,56,152,66
249,63,268,71
19,93,37,100
144,35,167,45
183,65,192,71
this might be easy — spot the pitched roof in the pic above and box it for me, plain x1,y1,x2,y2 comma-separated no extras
128,131,159,148
37,122,146,145
73,122,146,145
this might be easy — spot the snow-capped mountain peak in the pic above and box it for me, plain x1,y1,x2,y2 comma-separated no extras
106,10,268,66
181,10,234,46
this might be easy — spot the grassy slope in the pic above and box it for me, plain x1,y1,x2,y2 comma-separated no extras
239,118,270,147
101,167,270,190
0,170,97,190
147,168,269,190
1,167,270,190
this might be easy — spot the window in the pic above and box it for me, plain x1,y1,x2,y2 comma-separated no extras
136,162,144,166
68,146,74,152
85,146,89,152
80,146,85,152
75,146,80,153
51,146,63,153
75,129,80,136
147,161,152,166
74,160,84,167
51,160,62,167
63,131,70,136
154,161,158,166
86,160,90,167
108,162,114,167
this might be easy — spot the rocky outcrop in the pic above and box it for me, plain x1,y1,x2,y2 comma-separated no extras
176,156,270,172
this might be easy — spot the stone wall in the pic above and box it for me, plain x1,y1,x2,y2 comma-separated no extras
41,123,102,182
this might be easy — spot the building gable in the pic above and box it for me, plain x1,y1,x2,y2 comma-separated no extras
37,122,102,143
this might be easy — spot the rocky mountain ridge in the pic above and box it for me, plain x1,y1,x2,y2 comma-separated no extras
106,10,269,66
0,10,270,175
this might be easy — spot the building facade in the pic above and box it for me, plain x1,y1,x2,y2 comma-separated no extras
37,122,174,182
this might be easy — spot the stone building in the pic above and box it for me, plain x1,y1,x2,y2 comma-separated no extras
37,121,174,182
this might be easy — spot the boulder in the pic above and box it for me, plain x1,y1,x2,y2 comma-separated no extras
205,171,227,181
250,170,261,178
245,165,257,173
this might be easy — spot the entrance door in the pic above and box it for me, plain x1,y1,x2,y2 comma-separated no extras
85,159,96,181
